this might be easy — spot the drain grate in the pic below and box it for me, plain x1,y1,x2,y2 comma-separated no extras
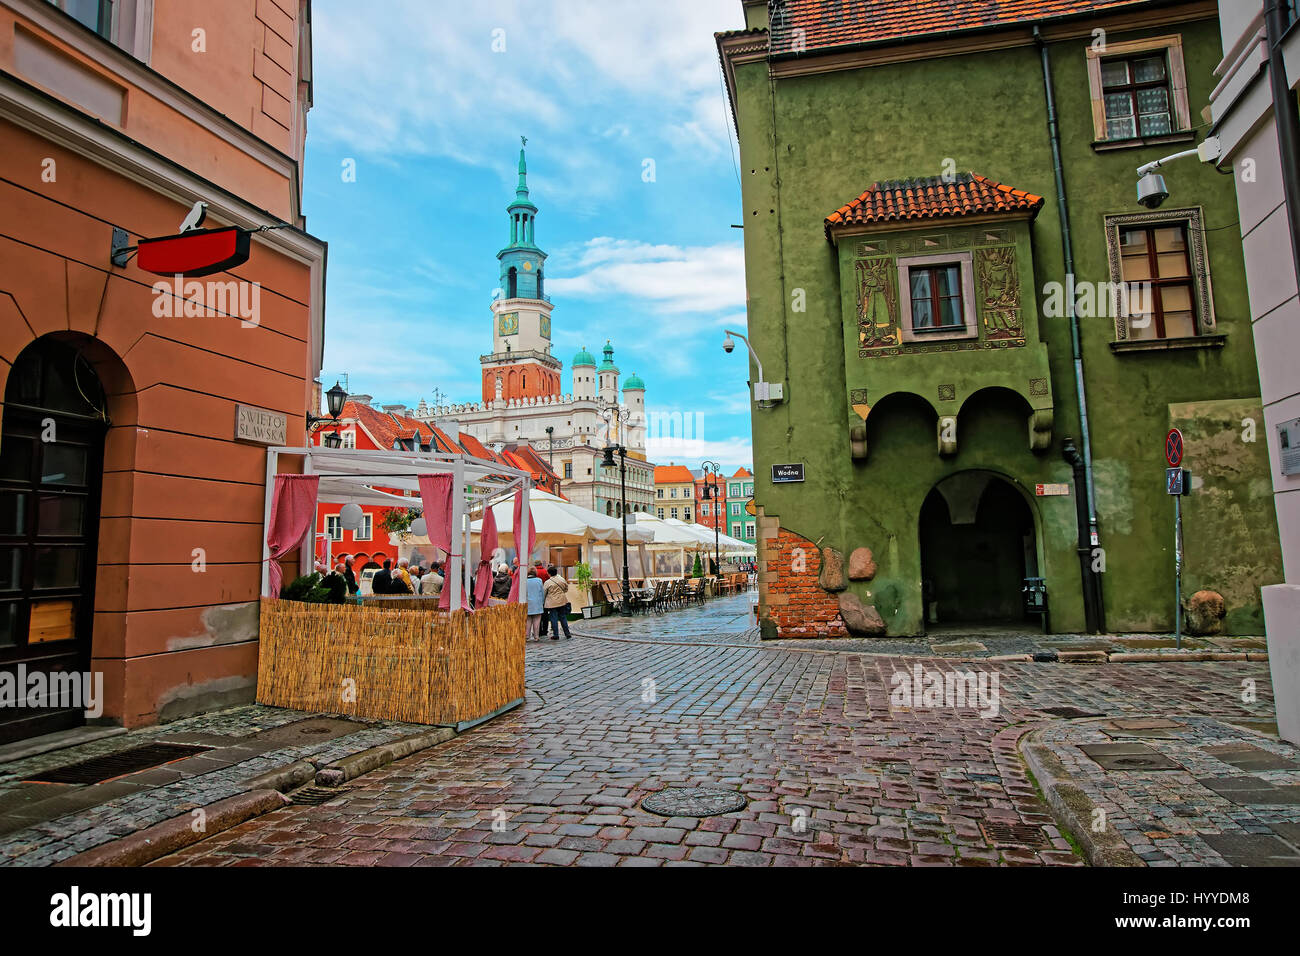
1040,706,1104,719
641,787,747,817
980,821,1051,848
289,786,351,807
24,742,211,784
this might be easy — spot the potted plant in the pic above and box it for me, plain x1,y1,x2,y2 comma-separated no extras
575,562,601,618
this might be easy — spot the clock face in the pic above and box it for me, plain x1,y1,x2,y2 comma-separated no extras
499,312,519,335
539,315,551,339
523,261,533,271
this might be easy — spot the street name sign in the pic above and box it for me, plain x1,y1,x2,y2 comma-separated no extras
771,463,805,483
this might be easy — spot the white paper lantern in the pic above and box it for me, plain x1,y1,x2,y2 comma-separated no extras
409,517,427,538
339,503,364,531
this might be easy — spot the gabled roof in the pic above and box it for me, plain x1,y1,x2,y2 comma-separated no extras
655,465,696,484
768,0,1154,57
731,467,753,478
825,173,1044,236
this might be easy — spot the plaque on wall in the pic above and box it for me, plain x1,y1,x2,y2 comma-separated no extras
1279,417,1300,476
235,403,288,445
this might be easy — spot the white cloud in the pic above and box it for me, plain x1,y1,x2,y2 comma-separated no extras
646,435,753,471
549,237,745,314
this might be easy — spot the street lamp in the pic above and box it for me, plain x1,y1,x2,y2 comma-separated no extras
602,406,633,615
307,380,348,445
700,460,722,581
545,425,554,470
722,329,783,405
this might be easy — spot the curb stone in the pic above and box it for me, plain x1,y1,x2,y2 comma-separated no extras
313,727,456,787
1020,730,1143,867
52,789,289,868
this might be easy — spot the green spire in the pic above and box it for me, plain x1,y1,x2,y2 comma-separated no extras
600,340,618,370
516,136,529,201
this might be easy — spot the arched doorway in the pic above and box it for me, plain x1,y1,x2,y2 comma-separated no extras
1,337,108,742
919,471,1038,628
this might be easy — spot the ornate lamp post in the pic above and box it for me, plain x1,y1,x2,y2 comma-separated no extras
701,460,722,581
602,407,632,615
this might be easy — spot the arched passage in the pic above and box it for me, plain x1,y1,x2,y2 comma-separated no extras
919,471,1039,628
1,335,113,741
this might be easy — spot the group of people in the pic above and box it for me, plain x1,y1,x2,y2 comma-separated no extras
513,561,571,641
313,554,445,598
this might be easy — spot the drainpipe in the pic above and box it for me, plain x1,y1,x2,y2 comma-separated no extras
1063,438,1105,633
1265,0,1300,287
1036,24,1104,633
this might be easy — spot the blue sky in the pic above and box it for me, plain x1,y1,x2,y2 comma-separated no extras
303,0,753,472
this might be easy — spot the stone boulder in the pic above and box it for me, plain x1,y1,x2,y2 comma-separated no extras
838,592,886,636
818,547,846,592
1183,589,1226,636
848,547,877,581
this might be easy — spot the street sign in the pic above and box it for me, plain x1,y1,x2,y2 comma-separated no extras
1035,483,1069,497
771,463,805,483
1166,467,1186,495
1165,428,1184,467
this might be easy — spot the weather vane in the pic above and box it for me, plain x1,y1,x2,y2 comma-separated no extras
521,135,527,147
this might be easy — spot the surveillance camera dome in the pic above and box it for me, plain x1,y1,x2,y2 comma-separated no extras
722,335,736,353
1136,171,1169,210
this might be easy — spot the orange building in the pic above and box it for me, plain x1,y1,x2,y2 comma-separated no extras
0,0,324,740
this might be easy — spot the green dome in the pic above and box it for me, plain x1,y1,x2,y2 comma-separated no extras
623,372,646,391
572,346,596,367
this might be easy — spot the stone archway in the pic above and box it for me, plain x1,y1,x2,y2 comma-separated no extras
918,471,1039,627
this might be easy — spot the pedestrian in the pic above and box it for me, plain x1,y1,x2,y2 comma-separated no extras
372,559,394,595
421,562,444,596
536,561,551,638
395,558,414,593
342,555,359,596
492,563,512,599
526,567,544,641
543,565,572,640
409,564,423,594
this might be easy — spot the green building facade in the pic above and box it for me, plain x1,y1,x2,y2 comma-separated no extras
719,0,1283,638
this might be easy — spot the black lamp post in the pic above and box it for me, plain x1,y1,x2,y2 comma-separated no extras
701,460,721,580
307,380,348,444
602,442,632,615
545,425,554,469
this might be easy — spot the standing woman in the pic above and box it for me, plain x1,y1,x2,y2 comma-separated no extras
525,568,544,641
543,565,572,640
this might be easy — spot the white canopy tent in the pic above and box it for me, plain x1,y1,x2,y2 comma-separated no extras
262,445,533,610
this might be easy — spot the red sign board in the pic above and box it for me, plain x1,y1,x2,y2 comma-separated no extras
136,226,250,278
1165,428,1184,467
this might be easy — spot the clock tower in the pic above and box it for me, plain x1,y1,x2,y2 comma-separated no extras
483,138,561,404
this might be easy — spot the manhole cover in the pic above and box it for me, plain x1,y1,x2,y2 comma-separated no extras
289,786,351,807
641,787,746,817
1041,706,1104,718
1080,744,1182,771
980,821,1051,848
24,742,211,784
250,717,365,747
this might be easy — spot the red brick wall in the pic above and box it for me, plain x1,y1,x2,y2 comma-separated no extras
761,525,846,638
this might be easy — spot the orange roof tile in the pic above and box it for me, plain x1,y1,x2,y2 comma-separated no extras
655,465,696,484
768,0,1153,56
825,173,1044,235
731,467,753,478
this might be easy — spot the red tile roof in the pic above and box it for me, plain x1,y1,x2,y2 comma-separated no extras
825,173,1044,234
654,465,696,484
731,467,753,478
768,0,1154,56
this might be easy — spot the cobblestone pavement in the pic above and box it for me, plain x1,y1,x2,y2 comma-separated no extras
0,706,430,866
571,593,1267,659
1035,715,1300,866
156,612,1282,867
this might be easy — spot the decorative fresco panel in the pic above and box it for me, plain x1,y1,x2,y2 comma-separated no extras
856,257,900,350
976,246,1023,340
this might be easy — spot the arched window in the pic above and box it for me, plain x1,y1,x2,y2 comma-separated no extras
507,267,517,299
537,270,544,299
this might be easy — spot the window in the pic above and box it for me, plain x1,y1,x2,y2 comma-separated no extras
657,508,664,519
670,488,677,498
671,508,678,519
744,483,752,495
656,488,663,498
897,253,977,341
1087,36,1191,144
342,430,356,448
684,508,692,521
48,0,112,37
355,514,373,541
701,503,710,516
1101,55,1172,139
563,461,572,479
325,516,342,542
732,524,742,537
745,523,755,539
1105,208,1216,344
730,503,740,516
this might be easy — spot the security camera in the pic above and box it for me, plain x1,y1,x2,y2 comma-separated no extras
722,334,735,354
1136,171,1169,209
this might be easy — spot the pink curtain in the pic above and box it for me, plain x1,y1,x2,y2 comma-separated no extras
419,474,466,612
507,488,537,602
474,506,498,606
265,474,320,597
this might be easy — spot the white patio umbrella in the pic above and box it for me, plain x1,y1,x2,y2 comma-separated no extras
468,490,653,546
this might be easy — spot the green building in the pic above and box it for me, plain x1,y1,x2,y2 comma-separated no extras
718,0,1283,638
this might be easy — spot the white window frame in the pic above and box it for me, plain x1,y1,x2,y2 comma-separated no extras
354,513,373,541
897,252,978,343
325,515,342,542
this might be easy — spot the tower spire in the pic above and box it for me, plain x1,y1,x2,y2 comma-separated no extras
516,135,529,201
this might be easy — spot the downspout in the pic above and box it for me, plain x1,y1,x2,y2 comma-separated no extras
1265,0,1300,287
1035,24,1105,633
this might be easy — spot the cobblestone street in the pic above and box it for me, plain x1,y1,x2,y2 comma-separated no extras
154,596,1285,867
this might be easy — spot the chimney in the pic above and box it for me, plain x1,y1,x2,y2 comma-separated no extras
435,419,461,437
382,403,409,416
349,393,373,406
